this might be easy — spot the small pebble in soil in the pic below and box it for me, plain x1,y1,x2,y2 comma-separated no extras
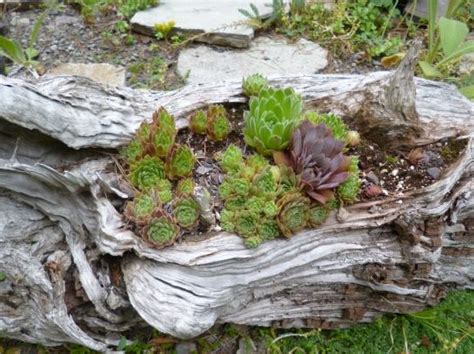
427,167,441,179
391,169,399,177
366,171,379,185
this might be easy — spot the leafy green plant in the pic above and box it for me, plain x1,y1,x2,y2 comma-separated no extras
242,73,269,97
276,192,309,237
188,110,208,135
244,87,303,156
307,204,329,227
305,111,349,142
128,155,166,190
0,0,61,71
207,105,231,142
239,0,285,29
165,144,196,180
337,157,361,204
143,210,179,248
173,197,200,229
154,20,175,40
420,0,474,78
154,179,173,203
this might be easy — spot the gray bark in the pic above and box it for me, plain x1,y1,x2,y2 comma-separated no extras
0,70,472,349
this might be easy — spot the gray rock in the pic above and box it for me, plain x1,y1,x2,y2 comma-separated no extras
178,37,328,84
366,171,379,185
131,0,285,48
405,0,449,19
427,167,441,179
46,63,126,87
175,342,197,354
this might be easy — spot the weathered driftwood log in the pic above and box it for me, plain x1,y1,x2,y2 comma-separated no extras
0,64,472,350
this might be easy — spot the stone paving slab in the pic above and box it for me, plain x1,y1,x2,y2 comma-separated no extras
177,37,328,84
47,63,126,87
131,0,283,48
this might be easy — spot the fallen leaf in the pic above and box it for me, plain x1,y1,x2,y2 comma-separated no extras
381,53,405,68
407,147,425,165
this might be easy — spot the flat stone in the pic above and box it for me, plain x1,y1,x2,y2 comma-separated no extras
427,167,441,179
405,0,449,19
178,37,328,84
131,0,284,48
47,63,126,87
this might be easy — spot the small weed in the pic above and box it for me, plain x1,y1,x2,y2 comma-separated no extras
385,154,399,165
127,56,168,90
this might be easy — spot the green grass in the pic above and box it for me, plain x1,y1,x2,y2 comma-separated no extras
251,290,474,354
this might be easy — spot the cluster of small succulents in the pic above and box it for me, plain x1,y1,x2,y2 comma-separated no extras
122,107,201,248
217,144,345,248
119,74,363,251
188,104,232,142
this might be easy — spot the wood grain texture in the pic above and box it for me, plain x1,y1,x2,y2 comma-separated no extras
0,71,472,348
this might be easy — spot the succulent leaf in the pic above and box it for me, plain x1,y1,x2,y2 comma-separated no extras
252,166,278,198
220,209,235,233
258,219,280,240
153,179,173,204
278,120,351,204
121,138,143,163
234,210,258,238
244,87,303,156
217,144,244,173
246,154,269,175
173,197,200,229
189,110,207,135
337,173,361,204
242,73,269,97
152,107,176,133
124,193,158,225
245,196,265,214
262,201,278,217
176,178,195,196
143,210,179,248
166,144,196,180
308,204,329,227
244,236,264,248
207,105,231,142
304,111,348,142
224,195,246,211
276,192,309,237
129,155,166,190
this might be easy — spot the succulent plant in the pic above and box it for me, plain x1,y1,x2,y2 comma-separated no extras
152,107,176,133
220,209,235,233
122,139,143,163
243,87,303,156
124,193,158,225
135,121,152,142
207,105,231,142
274,120,351,204
262,201,278,217
244,236,264,249
258,219,280,240
217,144,244,173
129,155,166,190
224,195,246,211
233,178,252,196
189,110,208,135
154,179,173,203
308,204,329,227
149,108,176,158
166,144,196,180
304,111,348,143
245,196,265,214
278,166,300,195
242,73,269,97
143,210,179,248
173,197,200,229
346,130,361,147
276,192,309,237
337,174,361,204
252,166,278,198
176,178,195,196
246,154,269,174
218,179,234,200
234,210,258,238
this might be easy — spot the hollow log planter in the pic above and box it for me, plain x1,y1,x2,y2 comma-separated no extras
0,59,473,350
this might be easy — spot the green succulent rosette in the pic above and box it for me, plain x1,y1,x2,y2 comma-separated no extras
173,197,201,229
128,155,166,190
143,210,180,248
276,192,309,237
243,87,303,156
242,73,269,97
189,110,208,135
166,144,196,180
